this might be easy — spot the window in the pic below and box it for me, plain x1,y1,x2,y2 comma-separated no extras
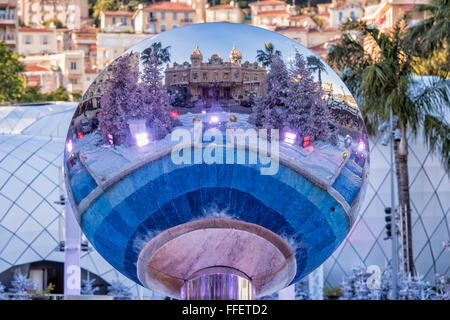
193,72,198,80
43,35,48,45
173,12,177,20
203,72,207,80
161,24,166,32
29,4,32,13
184,13,189,22
339,11,343,22
234,72,239,79
41,15,44,21
350,11,355,20
54,4,58,11
161,12,165,20
112,17,116,24
172,25,177,29
121,17,126,26
70,78,78,85
25,35,31,45
41,5,45,12
70,62,77,70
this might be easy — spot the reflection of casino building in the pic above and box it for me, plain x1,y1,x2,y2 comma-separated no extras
164,45,267,105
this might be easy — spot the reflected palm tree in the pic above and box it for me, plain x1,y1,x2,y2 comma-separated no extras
141,42,171,65
256,42,282,67
307,55,327,85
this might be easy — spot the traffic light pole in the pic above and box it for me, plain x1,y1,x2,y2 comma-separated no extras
389,108,398,300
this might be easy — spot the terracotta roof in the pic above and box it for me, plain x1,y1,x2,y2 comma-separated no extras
103,11,134,16
207,4,238,10
275,26,312,32
289,15,312,20
85,65,97,74
249,0,286,7
75,26,97,34
19,27,54,33
144,2,195,12
256,10,289,16
25,64,51,72
309,38,341,50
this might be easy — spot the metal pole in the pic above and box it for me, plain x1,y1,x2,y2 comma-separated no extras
180,267,255,300
64,201,81,296
390,108,398,300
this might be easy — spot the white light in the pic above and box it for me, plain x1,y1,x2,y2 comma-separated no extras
210,116,219,124
201,110,206,114
358,140,365,152
284,132,296,144
135,133,149,147
66,140,73,153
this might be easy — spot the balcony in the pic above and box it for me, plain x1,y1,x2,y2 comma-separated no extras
0,13,15,24
180,19,193,24
0,32,15,44
0,0,16,7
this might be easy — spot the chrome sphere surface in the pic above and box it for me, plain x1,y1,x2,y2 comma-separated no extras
64,23,369,298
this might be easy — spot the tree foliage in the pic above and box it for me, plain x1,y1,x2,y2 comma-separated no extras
18,86,70,103
99,52,174,145
141,42,171,65
406,0,450,57
0,42,25,104
252,52,330,143
256,42,282,67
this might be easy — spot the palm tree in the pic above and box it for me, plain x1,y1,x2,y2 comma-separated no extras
256,43,282,67
141,42,171,65
307,55,327,85
406,0,450,56
328,20,450,276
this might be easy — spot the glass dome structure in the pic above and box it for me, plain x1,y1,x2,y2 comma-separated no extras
0,103,160,298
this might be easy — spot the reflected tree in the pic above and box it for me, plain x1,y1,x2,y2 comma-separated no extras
307,55,327,86
141,42,171,65
256,42,282,67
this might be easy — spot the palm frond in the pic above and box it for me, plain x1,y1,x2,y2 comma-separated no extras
423,114,450,173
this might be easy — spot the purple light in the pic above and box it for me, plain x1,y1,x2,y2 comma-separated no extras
135,133,149,147
358,139,365,152
66,139,73,153
284,132,296,144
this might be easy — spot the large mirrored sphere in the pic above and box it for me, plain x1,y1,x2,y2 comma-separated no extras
65,23,369,298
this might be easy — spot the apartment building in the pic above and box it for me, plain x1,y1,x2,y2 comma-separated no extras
23,64,64,93
172,0,207,22
0,0,18,51
72,26,97,68
288,14,319,29
96,32,148,71
205,3,245,23
133,2,197,34
21,50,86,94
275,25,340,48
249,0,294,29
363,0,429,30
18,27,58,55
17,0,88,29
329,2,364,28
100,11,135,33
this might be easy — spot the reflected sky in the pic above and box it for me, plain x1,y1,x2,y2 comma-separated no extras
126,23,352,97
